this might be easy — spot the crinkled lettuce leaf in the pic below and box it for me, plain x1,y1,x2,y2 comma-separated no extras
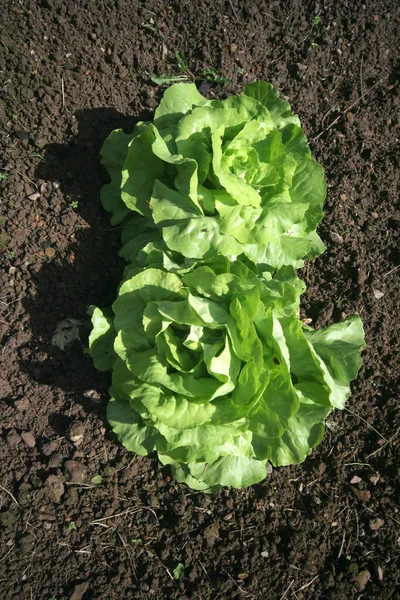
89,257,365,491
99,81,326,271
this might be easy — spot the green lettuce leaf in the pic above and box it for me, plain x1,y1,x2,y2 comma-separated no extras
89,256,365,491
99,81,327,272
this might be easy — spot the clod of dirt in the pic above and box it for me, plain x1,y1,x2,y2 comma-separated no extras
18,483,32,506
369,517,385,531
70,582,89,600
204,521,220,547
0,378,12,399
44,475,65,503
7,432,21,447
351,487,371,502
18,534,36,554
64,460,87,483
45,247,56,258
356,570,371,592
69,423,85,446
14,398,29,411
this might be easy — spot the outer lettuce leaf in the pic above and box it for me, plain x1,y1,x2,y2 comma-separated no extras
100,129,135,225
243,81,301,129
87,307,116,371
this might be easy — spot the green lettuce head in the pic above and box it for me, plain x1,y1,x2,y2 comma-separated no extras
100,81,326,272
89,258,364,492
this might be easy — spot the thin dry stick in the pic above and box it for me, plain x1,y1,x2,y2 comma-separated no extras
311,79,384,143
280,580,294,600
61,77,65,110
383,264,400,278
228,0,239,22
295,574,319,593
344,408,389,442
337,530,346,559
0,485,20,508
366,425,400,459
90,505,159,525
116,531,137,579
0,544,15,565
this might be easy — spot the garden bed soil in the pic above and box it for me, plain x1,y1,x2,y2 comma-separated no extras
0,1,399,598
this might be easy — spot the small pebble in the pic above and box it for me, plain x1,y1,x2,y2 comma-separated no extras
52,180,61,189
332,232,344,244
350,475,362,484
27,192,40,201
373,289,384,299
21,431,36,448
351,487,371,502
15,398,29,411
356,570,371,592
369,517,385,531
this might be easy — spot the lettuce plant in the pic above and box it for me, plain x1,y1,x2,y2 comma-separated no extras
90,255,364,491
90,81,365,491
100,81,326,272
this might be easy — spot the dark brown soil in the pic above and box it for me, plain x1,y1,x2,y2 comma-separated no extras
1,1,399,599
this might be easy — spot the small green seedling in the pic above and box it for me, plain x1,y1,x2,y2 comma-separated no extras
30,152,45,163
151,75,188,85
0,173,7,181
70,201,79,209
152,52,230,87
175,51,192,76
313,14,322,26
91,475,103,485
173,563,185,579
200,67,231,84
141,22,157,33
68,521,77,530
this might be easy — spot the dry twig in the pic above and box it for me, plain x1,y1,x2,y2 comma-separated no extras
311,79,384,143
